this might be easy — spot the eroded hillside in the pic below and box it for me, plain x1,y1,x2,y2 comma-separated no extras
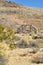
0,0,43,30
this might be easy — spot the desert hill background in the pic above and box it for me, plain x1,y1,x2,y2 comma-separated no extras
0,0,43,65
0,0,43,30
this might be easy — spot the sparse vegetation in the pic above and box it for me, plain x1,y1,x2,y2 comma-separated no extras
22,36,32,44
9,41,16,49
0,0,43,65
0,41,9,65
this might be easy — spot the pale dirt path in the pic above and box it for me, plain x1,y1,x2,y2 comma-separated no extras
8,48,43,65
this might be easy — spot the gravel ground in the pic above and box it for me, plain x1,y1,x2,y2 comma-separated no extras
8,48,43,65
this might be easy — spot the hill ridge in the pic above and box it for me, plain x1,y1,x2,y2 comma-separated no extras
0,0,43,30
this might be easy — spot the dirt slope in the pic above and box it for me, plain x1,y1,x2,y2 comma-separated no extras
0,0,43,30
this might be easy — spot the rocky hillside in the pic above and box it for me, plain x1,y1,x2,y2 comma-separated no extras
0,0,43,31
0,1,43,65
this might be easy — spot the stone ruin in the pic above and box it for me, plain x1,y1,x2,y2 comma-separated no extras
16,24,38,34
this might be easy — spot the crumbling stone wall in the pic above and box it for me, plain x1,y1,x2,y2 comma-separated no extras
16,24,38,34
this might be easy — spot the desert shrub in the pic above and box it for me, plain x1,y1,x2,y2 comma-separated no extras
11,34,17,40
9,41,16,49
22,36,32,44
4,28,13,40
13,35,21,41
0,25,4,33
0,25,5,41
30,32,37,39
0,32,7,41
6,28,13,35
0,41,9,65
0,26,16,42
0,26,7,41
0,30,10,41
18,35,33,48
5,28,18,41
